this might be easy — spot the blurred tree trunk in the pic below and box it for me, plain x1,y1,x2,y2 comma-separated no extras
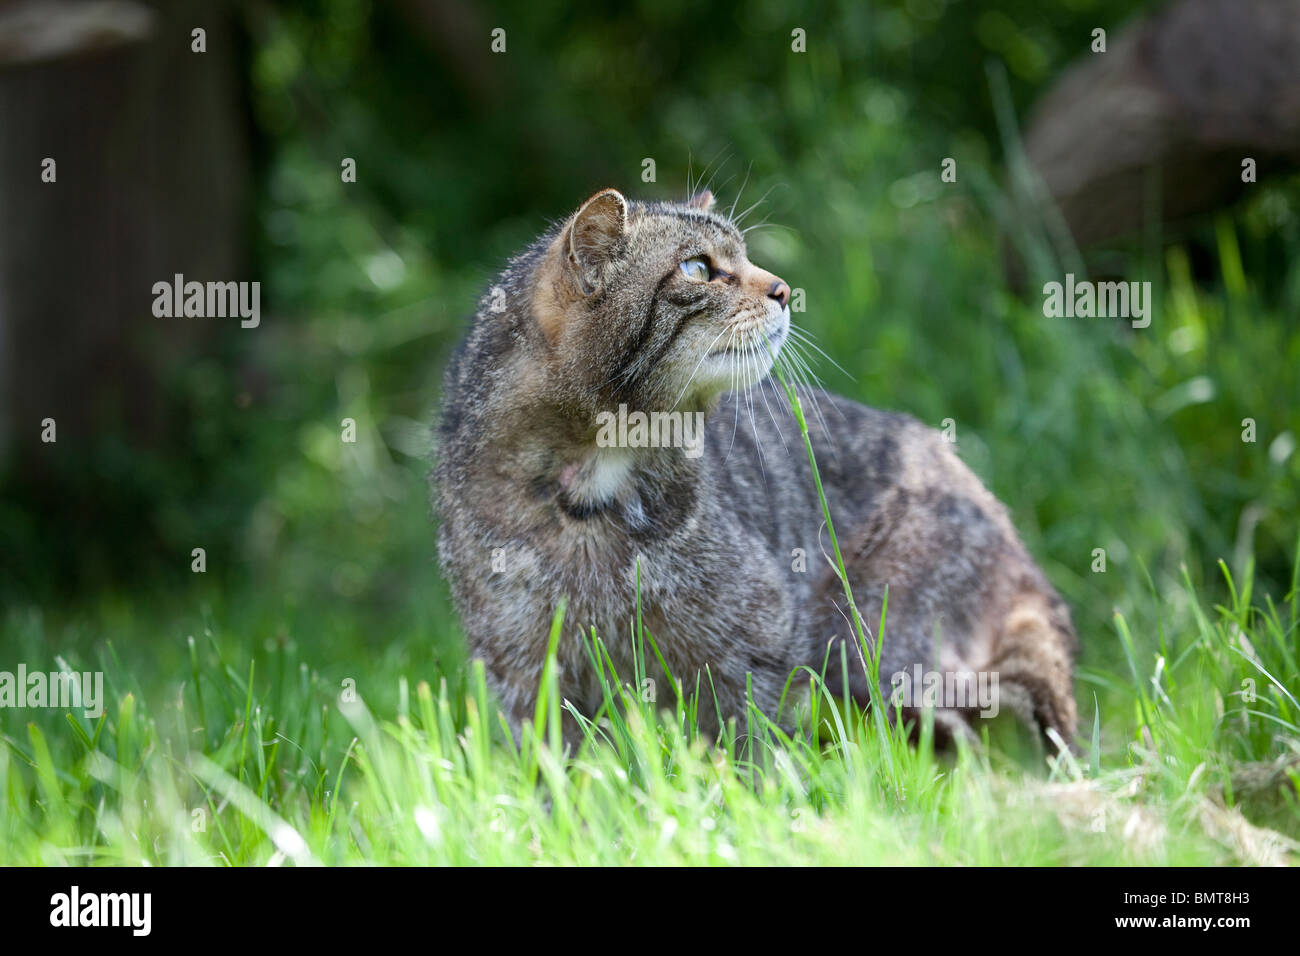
0,0,249,478
1010,0,1300,275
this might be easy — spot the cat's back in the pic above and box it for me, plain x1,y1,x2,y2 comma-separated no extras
704,387,927,532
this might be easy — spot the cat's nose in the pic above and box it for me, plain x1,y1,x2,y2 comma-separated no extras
768,278,791,309
749,267,790,309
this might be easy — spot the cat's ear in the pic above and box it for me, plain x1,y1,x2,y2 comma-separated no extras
567,188,628,294
686,189,715,212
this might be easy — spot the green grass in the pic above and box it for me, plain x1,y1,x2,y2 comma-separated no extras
2,547,1297,865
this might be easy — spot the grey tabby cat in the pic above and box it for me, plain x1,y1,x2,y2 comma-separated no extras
434,187,1077,750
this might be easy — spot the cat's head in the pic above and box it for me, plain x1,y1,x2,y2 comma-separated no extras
530,188,791,412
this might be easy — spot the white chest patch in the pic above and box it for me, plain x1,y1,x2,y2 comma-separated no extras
564,448,635,506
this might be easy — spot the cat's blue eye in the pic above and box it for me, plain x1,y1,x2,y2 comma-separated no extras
679,257,710,282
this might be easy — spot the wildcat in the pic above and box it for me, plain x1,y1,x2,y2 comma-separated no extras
434,187,1077,750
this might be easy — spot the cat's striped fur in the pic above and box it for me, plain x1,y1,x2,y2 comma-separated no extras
434,188,1077,750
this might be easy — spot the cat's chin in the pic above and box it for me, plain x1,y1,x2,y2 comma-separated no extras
705,347,778,375
670,350,779,402
659,312,789,407
702,320,787,376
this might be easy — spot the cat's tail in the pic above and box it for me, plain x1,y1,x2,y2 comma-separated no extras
987,597,1079,753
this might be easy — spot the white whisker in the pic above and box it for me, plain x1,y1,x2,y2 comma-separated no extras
732,184,778,228
670,324,732,410
786,325,854,382
744,346,768,476
728,161,754,224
